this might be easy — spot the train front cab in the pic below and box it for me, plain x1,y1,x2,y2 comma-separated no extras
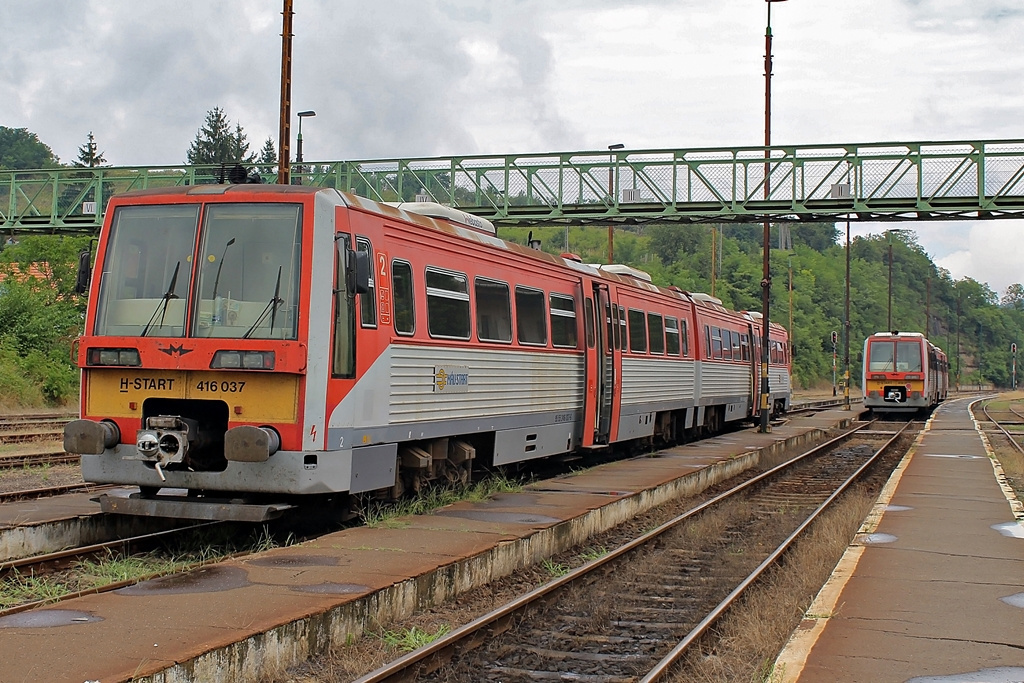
862,332,935,413
64,186,374,521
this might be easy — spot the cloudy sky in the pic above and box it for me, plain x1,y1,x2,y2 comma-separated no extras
3,0,1023,293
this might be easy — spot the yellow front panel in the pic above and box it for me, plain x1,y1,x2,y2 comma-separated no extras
86,369,299,422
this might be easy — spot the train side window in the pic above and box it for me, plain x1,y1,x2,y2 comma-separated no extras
740,333,749,361
732,330,742,361
721,328,732,360
475,277,512,343
356,237,376,328
550,294,578,348
516,286,547,345
711,326,723,359
665,316,680,356
605,302,615,352
680,319,689,357
332,235,356,378
426,267,470,340
647,313,664,354
705,325,711,358
392,260,415,336
614,305,622,350
628,308,647,353
584,297,595,349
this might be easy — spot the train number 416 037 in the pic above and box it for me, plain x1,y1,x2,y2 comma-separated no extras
195,380,247,393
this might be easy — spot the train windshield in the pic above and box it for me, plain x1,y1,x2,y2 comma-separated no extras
868,340,922,372
93,202,302,339
193,204,302,339
94,204,200,337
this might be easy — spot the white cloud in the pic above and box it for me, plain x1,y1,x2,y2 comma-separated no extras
1,0,1023,293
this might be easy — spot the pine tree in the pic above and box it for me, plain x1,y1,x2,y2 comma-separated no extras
73,132,106,167
258,137,277,165
186,107,254,165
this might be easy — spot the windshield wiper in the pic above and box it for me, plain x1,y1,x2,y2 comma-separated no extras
141,261,181,337
243,266,283,339
210,237,236,324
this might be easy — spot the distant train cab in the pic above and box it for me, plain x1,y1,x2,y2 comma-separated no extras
862,331,948,414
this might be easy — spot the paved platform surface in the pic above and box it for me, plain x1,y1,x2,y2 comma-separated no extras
0,408,855,683
775,397,1024,683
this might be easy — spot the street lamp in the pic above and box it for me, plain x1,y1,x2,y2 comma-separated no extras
759,0,787,433
607,143,625,264
296,110,316,164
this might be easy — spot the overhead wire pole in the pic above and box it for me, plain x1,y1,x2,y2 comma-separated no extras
760,0,786,433
276,0,294,185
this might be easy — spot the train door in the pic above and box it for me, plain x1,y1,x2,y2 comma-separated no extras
584,283,615,445
751,325,763,419
747,322,759,415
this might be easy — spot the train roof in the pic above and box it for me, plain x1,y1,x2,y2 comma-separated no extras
107,185,708,307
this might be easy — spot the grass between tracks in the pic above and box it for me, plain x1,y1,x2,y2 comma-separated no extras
361,474,523,528
676,488,877,683
0,525,286,610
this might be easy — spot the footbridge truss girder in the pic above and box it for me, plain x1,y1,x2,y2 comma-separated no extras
4,139,1024,233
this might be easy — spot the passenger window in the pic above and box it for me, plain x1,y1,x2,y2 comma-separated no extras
550,294,578,348
584,298,595,349
618,306,627,350
647,313,664,354
680,319,689,357
711,327,723,359
392,260,414,336
515,286,547,345
426,267,470,340
605,302,615,353
332,235,356,378
357,237,376,328
628,309,646,353
475,278,512,343
665,316,680,356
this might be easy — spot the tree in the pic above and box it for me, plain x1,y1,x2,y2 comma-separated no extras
1002,283,1024,311
258,137,277,165
185,107,254,165
0,127,60,170
74,131,107,167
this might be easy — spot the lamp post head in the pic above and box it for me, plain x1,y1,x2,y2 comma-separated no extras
608,143,625,151
297,110,316,118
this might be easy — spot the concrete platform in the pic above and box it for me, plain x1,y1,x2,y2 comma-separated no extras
0,408,856,683
774,397,1024,683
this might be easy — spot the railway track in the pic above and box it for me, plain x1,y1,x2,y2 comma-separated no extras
0,450,78,469
353,420,911,683
0,521,224,617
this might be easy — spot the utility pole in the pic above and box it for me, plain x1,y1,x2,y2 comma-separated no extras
276,0,294,185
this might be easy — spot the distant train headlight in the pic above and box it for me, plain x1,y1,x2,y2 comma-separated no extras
210,350,275,370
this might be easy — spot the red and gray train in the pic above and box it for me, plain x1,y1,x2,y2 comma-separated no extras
64,185,792,521
862,331,948,414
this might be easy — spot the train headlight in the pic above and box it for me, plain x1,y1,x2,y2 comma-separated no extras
87,348,142,366
210,350,275,370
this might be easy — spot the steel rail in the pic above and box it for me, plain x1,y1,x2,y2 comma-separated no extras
981,401,1024,457
352,420,876,683
0,482,117,504
641,420,910,681
0,451,78,469
0,521,225,618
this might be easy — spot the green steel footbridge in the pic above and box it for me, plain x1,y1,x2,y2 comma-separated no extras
4,138,1024,234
